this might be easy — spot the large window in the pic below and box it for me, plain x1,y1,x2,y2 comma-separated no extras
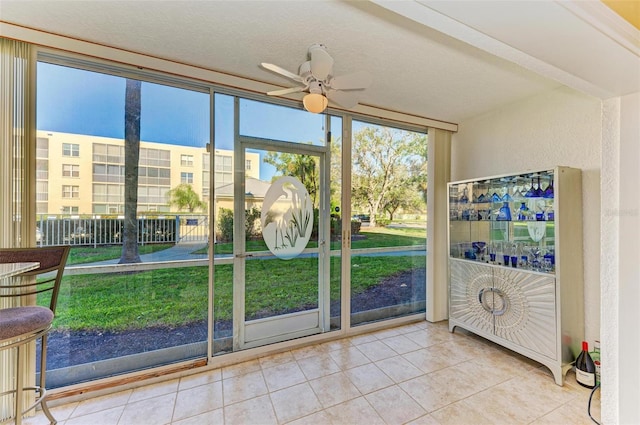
36,60,210,388
32,56,430,391
350,121,427,326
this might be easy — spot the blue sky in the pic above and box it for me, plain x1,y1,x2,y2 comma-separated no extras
37,62,334,179
37,62,330,148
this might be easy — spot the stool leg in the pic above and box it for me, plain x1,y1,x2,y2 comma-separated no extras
39,334,56,424
15,345,23,425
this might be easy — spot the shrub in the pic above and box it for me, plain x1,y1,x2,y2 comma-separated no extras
375,217,391,227
216,207,262,242
351,220,362,234
217,208,234,242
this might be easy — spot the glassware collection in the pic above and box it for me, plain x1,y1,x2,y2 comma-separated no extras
449,171,555,223
449,170,556,274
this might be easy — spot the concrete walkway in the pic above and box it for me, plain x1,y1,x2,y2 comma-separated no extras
67,242,209,269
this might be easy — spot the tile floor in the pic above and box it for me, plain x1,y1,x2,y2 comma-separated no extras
23,321,601,425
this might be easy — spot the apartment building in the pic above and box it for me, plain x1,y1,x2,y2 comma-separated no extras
35,130,260,216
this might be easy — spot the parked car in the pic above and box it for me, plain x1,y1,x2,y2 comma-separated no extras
351,214,370,223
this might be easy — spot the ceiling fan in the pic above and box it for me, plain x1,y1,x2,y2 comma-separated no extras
261,43,372,113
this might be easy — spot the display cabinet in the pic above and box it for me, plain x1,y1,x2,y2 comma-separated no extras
447,166,584,385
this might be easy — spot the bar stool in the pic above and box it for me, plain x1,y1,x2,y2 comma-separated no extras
0,246,70,425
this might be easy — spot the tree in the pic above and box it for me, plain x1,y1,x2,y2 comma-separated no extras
264,151,319,206
351,126,426,227
119,79,142,264
167,183,207,212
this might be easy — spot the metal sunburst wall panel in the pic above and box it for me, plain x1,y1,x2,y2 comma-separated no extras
493,268,557,359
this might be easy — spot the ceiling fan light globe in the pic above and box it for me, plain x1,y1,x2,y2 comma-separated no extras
303,93,328,114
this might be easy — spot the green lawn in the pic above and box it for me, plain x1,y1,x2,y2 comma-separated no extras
199,225,426,255
66,244,174,265
46,227,426,332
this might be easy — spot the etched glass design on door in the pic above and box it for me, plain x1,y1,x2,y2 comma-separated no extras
261,176,313,260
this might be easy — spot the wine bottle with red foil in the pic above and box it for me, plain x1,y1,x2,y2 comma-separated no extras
575,341,596,388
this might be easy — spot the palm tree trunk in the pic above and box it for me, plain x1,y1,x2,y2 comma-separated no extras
119,79,142,264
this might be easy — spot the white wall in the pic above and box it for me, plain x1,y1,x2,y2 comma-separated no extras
601,91,640,425
451,86,602,343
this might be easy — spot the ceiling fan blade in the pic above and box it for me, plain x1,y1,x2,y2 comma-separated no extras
330,71,373,90
261,63,304,83
326,89,359,109
266,86,306,96
309,44,334,81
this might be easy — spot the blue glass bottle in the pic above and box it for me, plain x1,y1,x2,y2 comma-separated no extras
497,202,512,221
517,202,529,220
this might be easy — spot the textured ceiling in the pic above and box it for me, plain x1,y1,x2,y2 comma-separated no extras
0,0,625,123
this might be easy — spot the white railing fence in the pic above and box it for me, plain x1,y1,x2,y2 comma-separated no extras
36,214,209,247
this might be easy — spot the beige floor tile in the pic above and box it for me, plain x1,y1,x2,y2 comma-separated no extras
69,389,132,418
222,370,268,405
428,341,476,364
258,350,294,369
270,382,322,423
431,399,496,425
22,402,79,425
221,358,261,379
452,333,502,357
309,372,361,408
532,397,601,425
356,340,398,362
64,405,124,425
399,374,468,413
454,356,521,388
370,327,404,339
375,355,424,383
51,401,80,421
171,408,223,425
343,362,394,394
462,382,544,424
297,352,341,380
262,361,307,392
29,321,599,425
403,340,475,374
178,369,222,391
319,338,352,352
324,396,386,424
427,363,489,398
403,329,453,349
380,334,423,354
223,394,277,425
348,333,379,346
118,392,175,425
397,322,429,334
329,345,371,370
291,342,330,360
402,348,457,374
128,378,179,403
20,413,57,425
406,413,444,425
173,381,223,421
286,410,333,425
366,385,427,424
